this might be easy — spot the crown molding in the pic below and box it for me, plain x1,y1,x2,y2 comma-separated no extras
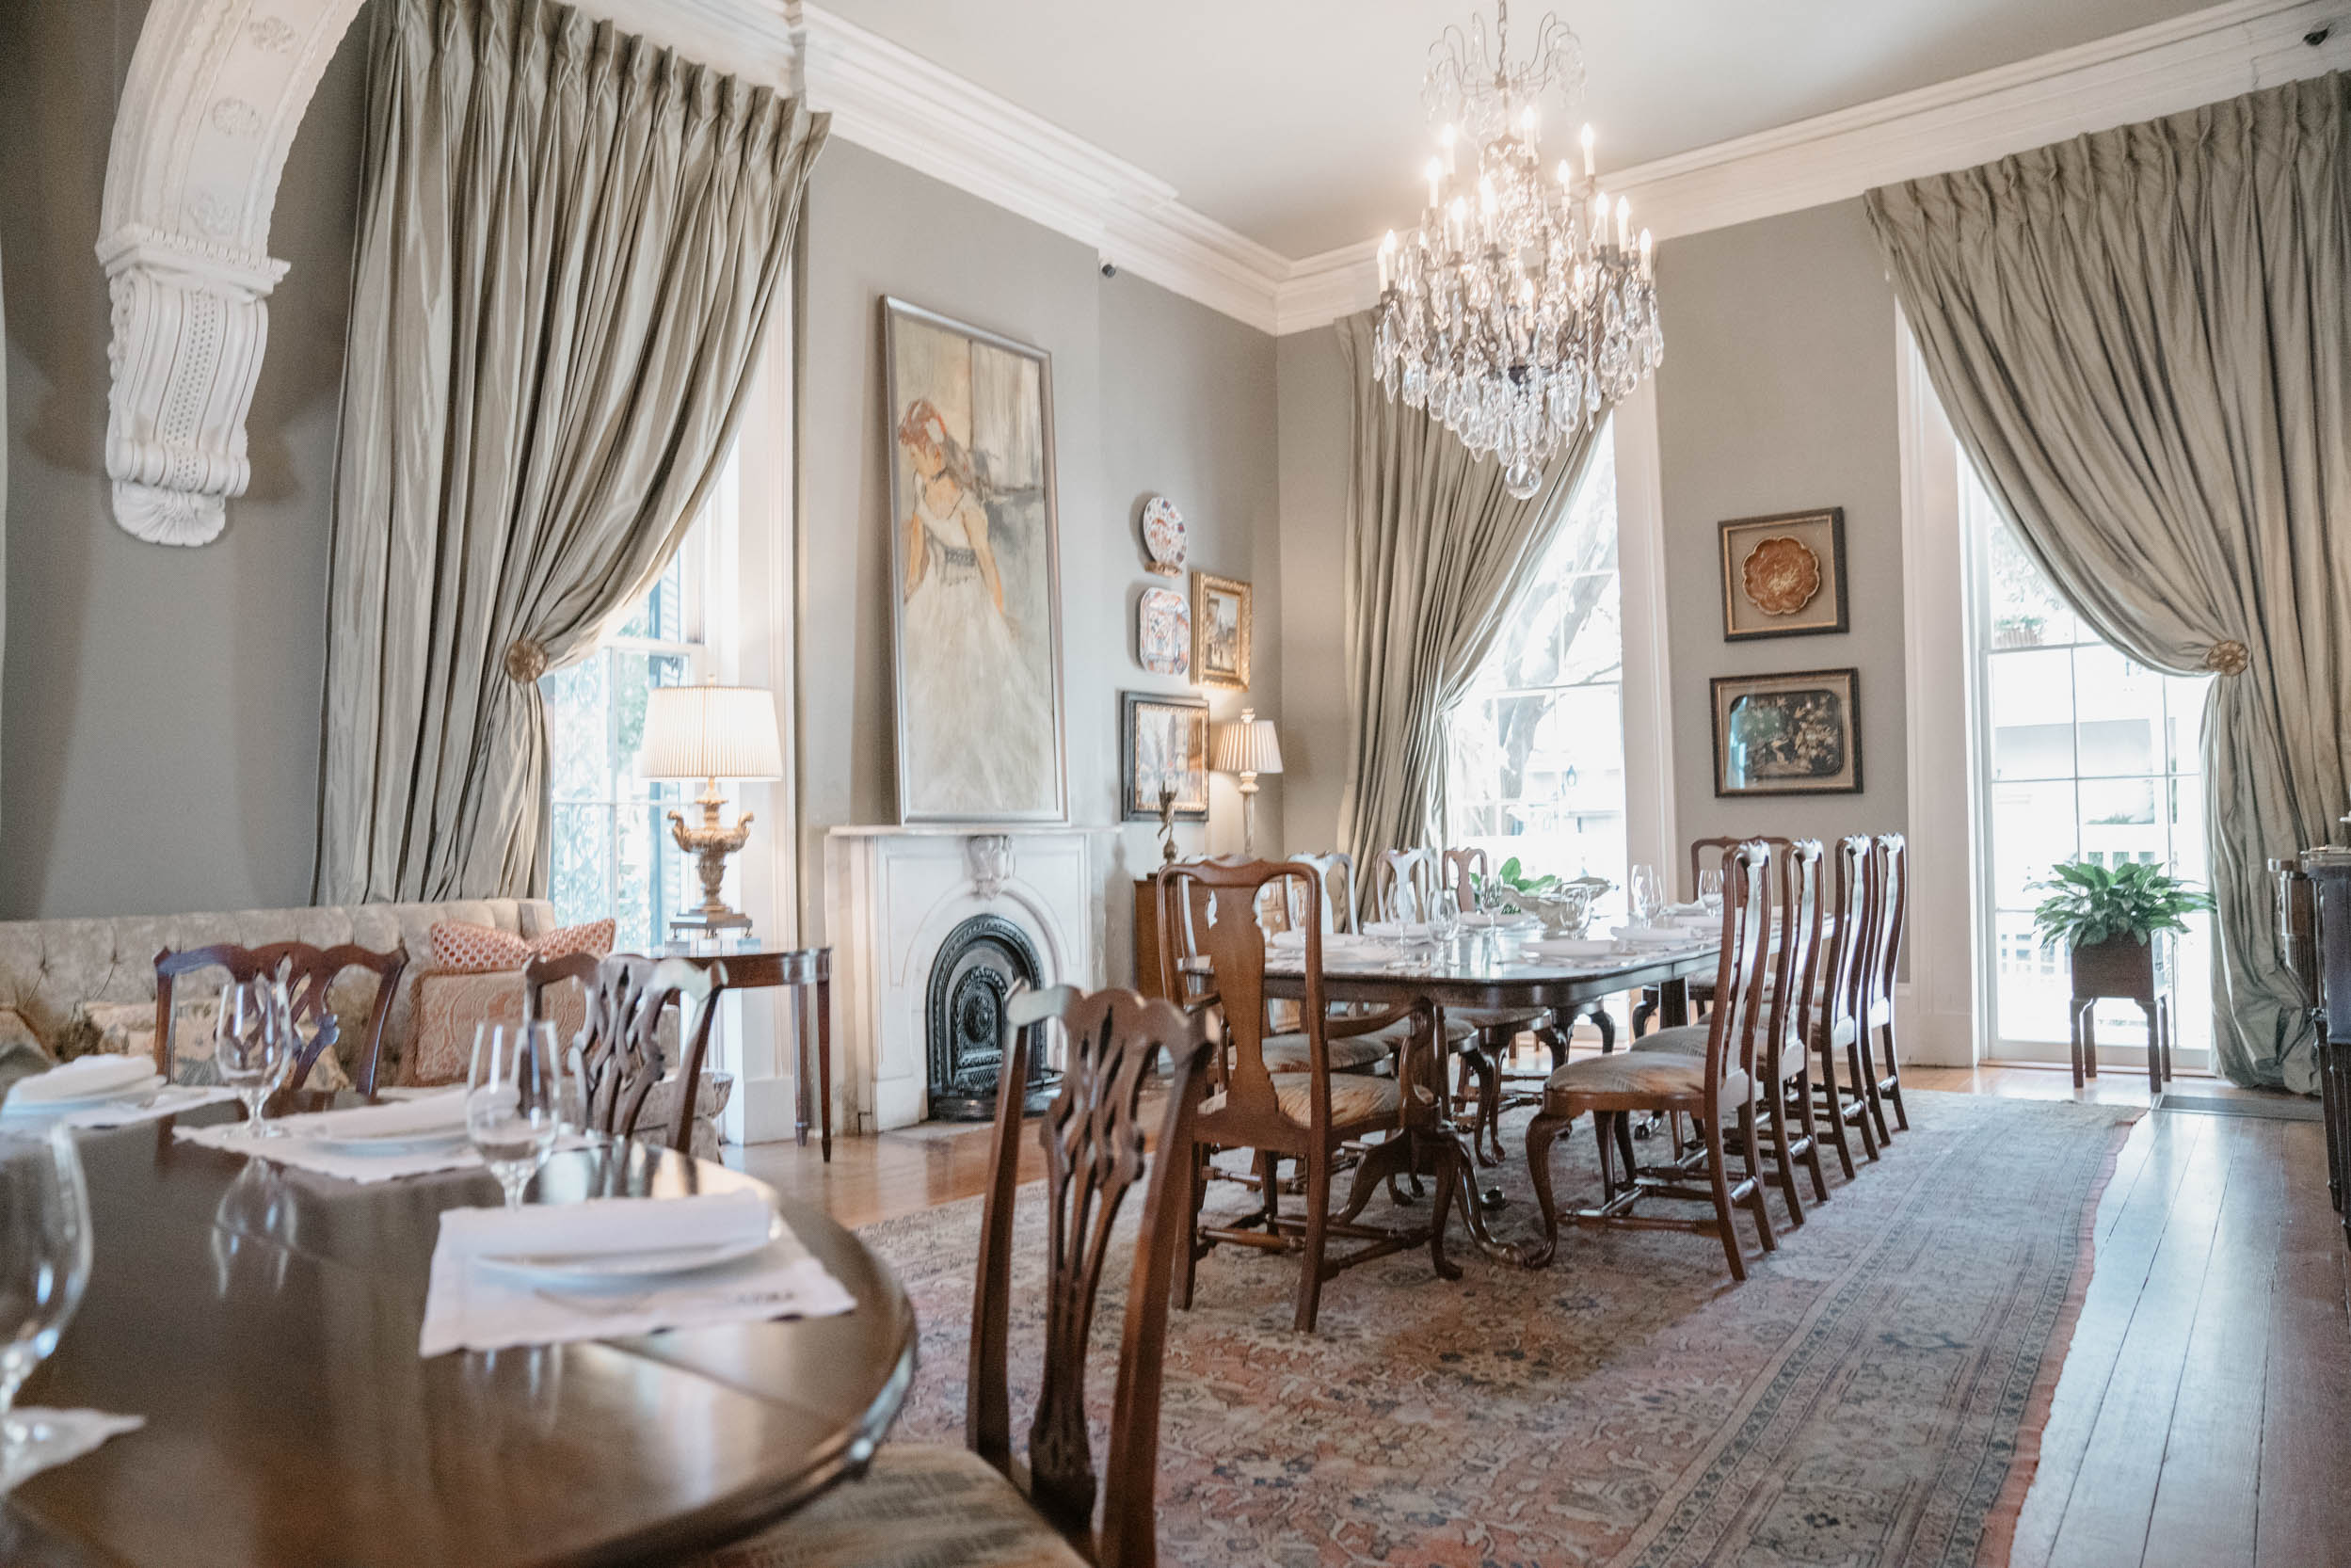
1271,0,2351,333
800,5,1287,332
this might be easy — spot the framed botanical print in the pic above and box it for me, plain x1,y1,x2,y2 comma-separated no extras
1719,508,1847,641
1711,668,1863,796
1191,571,1251,690
883,297,1067,824
1120,692,1209,821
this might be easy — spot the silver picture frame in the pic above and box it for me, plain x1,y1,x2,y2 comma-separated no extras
882,297,1068,824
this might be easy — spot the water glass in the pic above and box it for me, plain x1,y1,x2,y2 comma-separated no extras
1698,868,1725,916
1629,864,1663,927
214,979,293,1139
468,1023,561,1210
0,1126,92,1475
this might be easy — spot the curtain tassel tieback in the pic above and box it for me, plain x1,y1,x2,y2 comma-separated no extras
2201,640,2249,676
504,638,549,684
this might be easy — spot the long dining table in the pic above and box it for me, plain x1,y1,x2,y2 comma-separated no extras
0,1097,917,1568
1249,929,1723,1265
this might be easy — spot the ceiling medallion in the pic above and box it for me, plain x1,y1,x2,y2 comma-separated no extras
1372,2,1664,499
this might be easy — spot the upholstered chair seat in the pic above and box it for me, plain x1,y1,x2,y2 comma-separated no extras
1447,1005,1547,1032
1543,1049,1750,1105
1203,1073,1400,1130
1258,1031,1390,1075
696,1444,1084,1568
1631,1022,1806,1080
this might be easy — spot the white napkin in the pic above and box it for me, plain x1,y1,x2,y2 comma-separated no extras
0,1409,145,1494
59,1084,236,1129
1269,930,1383,956
1661,902,1709,918
1613,924,1704,946
420,1193,855,1355
171,1115,590,1186
1524,937,1619,960
440,1190,775,1263
271,1089,468,1142
1362,920,1441,941
1461,910,1540,929
5,1054,155,1110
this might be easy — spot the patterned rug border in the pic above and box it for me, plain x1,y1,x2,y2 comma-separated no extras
852,1089,2147,1568
1973,1110,2135,1568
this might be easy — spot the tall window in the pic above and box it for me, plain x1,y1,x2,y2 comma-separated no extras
1445,424,1623,889
540,526,709,952
1966,463,2214,1064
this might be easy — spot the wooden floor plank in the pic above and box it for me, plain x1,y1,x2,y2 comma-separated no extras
2253,1119,2351,1568
2039,1110,2239,1568
2007,1111,2211,1568
2137,1117,2284,1568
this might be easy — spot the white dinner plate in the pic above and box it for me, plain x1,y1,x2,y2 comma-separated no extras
472,1219,783,1286
308,1125,472,1156
2,1072,166,1114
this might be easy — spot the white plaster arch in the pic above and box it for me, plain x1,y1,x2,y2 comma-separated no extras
98,0,367,545
98,0,806,547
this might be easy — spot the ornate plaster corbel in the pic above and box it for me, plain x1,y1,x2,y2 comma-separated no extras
97,0,363,545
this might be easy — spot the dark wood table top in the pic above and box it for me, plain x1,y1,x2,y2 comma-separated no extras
1,1099,916,1568
1246,935,1723,1010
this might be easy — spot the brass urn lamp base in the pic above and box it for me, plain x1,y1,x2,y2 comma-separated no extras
667,778,755,936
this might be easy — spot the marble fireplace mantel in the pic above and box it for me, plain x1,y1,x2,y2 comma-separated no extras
824,825,1108,1131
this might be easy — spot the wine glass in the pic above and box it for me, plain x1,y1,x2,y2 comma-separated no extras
214,979,292,1139
1697,868,1725,917
467,1024,560,1210
1629,864,1663,927
0,1125,93,1480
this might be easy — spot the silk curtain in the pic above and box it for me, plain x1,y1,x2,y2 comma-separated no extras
1865,72,2351,1090
1335,312,1610,906
315,0,826,904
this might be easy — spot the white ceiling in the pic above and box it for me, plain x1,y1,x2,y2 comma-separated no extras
816,0,2219,259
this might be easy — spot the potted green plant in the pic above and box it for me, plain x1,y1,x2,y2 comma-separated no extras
2031,858,2213,997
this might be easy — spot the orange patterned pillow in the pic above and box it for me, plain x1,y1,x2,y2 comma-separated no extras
428,918,616,974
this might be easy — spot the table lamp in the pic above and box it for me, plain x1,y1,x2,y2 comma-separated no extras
1212,708,1283,857
638,681,784,936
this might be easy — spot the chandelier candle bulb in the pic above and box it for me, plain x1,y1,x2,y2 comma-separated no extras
1639,229,1653,276
1580,121,1595,177
1616,195,1630,250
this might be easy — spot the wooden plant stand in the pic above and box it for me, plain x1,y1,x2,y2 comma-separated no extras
2068,934,2171,1096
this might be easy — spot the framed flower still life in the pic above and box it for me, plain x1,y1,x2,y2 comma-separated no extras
1191,571,1251,690
1719,508,1847,641
1711,668,1863,797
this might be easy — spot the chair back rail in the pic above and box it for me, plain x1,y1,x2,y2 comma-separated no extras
1817,836,1873,1048
1158,858,1332,1139
1440,846,1489,913
521,952,722,1153
1867,834,1909,1012
967,982,1210,1565
1772,840,1825,1061
1287,852,1359,935
153,940,408,1095
1687,834,1794,902
1369,848,1443,924
1705,840,1776,1111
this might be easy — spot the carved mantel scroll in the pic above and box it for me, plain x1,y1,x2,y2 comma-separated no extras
98,0,364,545
98,0,805,546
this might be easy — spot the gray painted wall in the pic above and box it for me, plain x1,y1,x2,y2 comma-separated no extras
790,140,1284,984
1653,199,1909,891
0,0,367,919
1274,325,1351,858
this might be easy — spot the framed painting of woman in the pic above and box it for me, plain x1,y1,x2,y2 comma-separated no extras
883,299,1068,824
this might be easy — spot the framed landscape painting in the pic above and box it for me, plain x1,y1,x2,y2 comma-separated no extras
1120,693,1209,822
883,297,1067,824
1711,668,1863,796
1192,571,1251,690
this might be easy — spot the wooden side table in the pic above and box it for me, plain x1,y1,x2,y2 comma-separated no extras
2067,935,2171,1096
671,946,834,1160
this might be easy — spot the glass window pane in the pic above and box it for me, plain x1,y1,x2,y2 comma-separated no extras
2071,646,2165,777
1990,779,2078,911
1988,649,2074,779
1986,515,2079,648
2165,675,2208,775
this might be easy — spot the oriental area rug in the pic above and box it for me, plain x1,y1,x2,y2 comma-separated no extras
858,1090,2138,1568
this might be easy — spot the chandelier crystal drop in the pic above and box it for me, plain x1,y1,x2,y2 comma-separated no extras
1373,2,1663,499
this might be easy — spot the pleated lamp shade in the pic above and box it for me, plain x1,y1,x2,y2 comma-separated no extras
639,683,784,781
1213,712,1284,776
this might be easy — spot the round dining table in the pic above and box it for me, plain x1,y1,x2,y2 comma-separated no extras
0,1098,918,1568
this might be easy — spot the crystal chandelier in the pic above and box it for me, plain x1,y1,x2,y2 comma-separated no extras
1373,2,1663,498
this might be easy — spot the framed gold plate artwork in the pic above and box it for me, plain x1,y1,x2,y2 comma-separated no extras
1191,570,1251,690
1120,692,1209,821
1719,507,1847,641
883,297,1067,824
1711,667,1863,797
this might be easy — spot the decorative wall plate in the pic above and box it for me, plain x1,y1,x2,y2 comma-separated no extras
1138,586,1191,676
1741,536,1822,616
1140,495,1187,576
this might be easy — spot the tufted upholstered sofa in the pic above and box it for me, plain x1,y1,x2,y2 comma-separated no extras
0,897,729,1155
